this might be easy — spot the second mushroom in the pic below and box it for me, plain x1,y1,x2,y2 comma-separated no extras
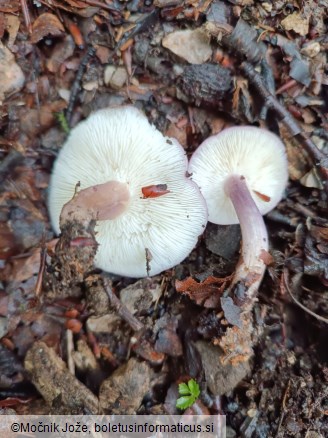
48,106,208,277
188,126,288,305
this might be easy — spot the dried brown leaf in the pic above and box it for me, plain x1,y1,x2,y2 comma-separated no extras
0,41,25,101
175,275,229,308
5,15,20,49
31,13,65,44
0,0,20,13
51,0,99,17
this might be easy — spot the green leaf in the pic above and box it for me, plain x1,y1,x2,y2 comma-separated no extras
176,379,200,410
178,382,190,395
176,395,194,410
188,379,200,398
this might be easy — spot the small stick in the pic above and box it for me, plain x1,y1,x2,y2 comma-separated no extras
115,9,159,51
275,380,291,437
65,46,96,126
63,15,85,49
20,2,41,129
102,278,144,332
283,269,328,324
259,59,275,120
276,78,298,95
34,237,47,299
66,329,75,375
20,0,32,35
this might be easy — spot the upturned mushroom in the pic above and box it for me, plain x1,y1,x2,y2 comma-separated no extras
188,126,288,304
48,106,207,277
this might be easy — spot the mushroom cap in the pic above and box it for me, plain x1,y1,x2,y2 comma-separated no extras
188,126,288,225
48,106,207,277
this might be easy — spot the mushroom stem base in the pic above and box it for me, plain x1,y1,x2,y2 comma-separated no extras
60,180,130,226
224,174,269,303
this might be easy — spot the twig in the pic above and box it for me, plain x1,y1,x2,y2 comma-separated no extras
102,278,144,332
31,47,41,128
66,329,75,375
114,9,159,51
65,46,96,126
21,0,41,124
34,235,47,299
275,379,291,437
259,59,275,120
20,0,32,34
241,61,328,193
283,269,328,324
0,150,24,184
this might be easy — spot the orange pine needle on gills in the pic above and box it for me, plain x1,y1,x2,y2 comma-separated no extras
142,184,171,198
253,190,271,202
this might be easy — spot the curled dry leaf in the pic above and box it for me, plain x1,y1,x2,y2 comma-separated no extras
0,41,25,102
175,275,230,308
281,12,309,36
46,35,75,73
2,15,20,49
31,13,65,44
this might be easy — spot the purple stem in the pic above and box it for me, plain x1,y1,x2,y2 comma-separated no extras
224,174,269,301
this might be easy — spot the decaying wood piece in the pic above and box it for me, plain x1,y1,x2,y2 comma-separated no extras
178,63,232,108
24,341,99,413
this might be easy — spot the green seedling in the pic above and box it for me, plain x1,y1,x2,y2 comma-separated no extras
176,378,200,410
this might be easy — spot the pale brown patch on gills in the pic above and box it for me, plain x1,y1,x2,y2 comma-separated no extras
64,181,130,222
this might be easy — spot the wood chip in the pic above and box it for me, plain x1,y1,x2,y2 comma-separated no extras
25,341,99,413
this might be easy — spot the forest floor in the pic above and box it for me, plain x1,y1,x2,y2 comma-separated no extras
0,0,327,437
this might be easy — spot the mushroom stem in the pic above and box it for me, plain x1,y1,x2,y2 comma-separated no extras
224,174,268,302
60,180,130,226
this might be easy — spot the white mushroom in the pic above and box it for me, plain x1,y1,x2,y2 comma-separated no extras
48,106,207,277
188,126,288,302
